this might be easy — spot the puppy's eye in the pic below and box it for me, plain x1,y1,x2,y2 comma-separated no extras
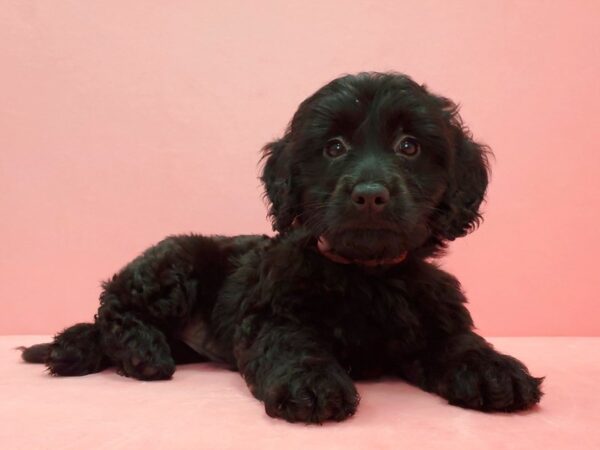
394,136,420,157
324,138,349,159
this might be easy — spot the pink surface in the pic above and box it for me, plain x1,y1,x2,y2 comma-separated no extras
1,2,600,335
2,336,599,449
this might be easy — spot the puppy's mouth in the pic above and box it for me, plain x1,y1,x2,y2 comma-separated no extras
317,228,408,267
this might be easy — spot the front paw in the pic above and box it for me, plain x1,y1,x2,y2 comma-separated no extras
262,366,359,423
119,352,175,381
115,340,175,381
440,351,543,412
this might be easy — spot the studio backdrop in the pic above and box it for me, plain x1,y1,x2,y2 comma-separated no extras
1,0,598,335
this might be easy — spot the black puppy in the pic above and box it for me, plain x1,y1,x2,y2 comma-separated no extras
22,72,543,423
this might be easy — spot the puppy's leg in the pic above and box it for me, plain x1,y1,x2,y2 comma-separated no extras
94,236,203,380
97,298,175,380
46,323,110,376
398,265,543,411
21,323,110,376
401,332,543,412
235,319,359,423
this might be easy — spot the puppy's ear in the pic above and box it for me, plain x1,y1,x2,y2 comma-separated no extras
260,136,299,232
433,99,491,241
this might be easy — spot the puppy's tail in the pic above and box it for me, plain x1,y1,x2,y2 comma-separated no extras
20,323,110,376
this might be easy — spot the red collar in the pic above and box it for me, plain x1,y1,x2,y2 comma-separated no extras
317,236,407,267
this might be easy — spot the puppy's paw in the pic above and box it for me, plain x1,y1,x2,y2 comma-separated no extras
441,352,543,412
116,342,175,381
120,354,175,381
262,367,359,423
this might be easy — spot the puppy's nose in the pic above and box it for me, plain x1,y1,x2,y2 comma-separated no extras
351,182,390,213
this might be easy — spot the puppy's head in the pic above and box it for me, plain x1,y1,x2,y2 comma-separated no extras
261,72,490,261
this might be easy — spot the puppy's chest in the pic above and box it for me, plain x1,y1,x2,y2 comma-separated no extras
301,274,424,373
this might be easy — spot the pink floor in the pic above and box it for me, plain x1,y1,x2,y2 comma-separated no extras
1,337,599,449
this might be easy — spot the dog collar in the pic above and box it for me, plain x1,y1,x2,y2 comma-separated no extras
317,236,407,267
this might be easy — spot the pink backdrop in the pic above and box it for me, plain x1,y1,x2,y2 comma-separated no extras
1,1,599,335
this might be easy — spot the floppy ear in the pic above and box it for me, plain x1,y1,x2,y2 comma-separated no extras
432,106,491,241
260,136,300,232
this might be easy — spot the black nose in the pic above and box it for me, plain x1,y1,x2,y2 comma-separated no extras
351,182,390,212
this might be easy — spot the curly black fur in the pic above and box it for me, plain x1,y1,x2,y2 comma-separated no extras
21,72,543,423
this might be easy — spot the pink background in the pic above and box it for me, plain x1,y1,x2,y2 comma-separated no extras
1,1,598,336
